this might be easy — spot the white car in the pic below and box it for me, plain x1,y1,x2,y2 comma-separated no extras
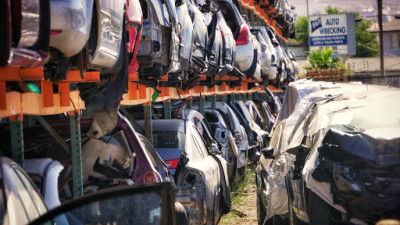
254,26,279,82
216,0,258,79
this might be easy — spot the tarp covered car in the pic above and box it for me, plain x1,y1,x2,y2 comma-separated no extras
285,83,400,224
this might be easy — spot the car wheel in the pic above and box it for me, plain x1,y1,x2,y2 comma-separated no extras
174,202,189,225
308,190,340,225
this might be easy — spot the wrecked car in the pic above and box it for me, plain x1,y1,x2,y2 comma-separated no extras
3,114,170,195
29,182,182,225
137,0,191,83
48,0,129,80
255,27,279,83
251,99,276,133
285,83,400,225
0,157,48,225
1,0,50,68
140,117,231,225
193,101,249,170
215,0,259,79
256,80,343,224
205,109,239,182
229,100,268,162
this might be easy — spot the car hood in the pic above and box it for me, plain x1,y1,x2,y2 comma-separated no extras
322,127,400,167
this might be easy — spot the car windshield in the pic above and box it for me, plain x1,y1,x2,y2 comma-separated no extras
153,131,185,149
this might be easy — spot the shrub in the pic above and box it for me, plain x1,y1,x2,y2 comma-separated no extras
304,48,346,70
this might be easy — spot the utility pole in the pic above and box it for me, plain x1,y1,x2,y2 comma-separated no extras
306,0,310,51
377,0,385,76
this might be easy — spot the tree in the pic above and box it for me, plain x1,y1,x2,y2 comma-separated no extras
293,6,380,57
295,16,309,51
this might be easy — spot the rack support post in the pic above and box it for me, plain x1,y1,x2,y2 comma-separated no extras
70,111,83,198
10,115,24,167
221,95,228,103
163,100,171,119
186,97,192,109
199,96,205,115
144,102,153,145
229,94,235,103
210,95,216,109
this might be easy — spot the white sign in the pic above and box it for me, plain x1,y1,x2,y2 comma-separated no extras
309,13,356,56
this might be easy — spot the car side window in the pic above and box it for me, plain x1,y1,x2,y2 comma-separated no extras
191,126,208,159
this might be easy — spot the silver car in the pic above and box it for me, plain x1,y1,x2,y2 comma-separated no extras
254,26,278,82
48,0,126,79
252,33,262,81
252,29,270,80
215,0,258,79
138,0,193,82
2,0,50,68
149,117,231,225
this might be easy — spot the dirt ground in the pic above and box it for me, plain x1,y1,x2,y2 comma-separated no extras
220,175,258,225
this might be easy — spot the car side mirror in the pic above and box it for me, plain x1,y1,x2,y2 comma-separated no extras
261,147,275,159
210,143,221,155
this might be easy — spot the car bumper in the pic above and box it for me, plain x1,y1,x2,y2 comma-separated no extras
235,42,254,71
268,65,278,81
49,0,93,57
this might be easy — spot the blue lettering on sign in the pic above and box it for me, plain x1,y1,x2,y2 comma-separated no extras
326,18,339,25
311,17,322,33
309,35,348,46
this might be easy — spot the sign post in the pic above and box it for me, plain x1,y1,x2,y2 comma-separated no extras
309,13,356,56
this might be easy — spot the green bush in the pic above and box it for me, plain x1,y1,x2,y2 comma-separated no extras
304,48,346,70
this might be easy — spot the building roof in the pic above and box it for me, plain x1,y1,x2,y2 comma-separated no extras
370,18,400,32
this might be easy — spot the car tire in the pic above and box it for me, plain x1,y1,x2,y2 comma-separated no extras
307,190,340,225
175,202,189,225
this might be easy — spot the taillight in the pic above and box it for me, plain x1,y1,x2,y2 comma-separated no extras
164,158,179,169
50,30,62,35
144,171,162,183
236,24,249,45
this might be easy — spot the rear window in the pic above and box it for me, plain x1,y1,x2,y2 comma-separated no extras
153,131,185,149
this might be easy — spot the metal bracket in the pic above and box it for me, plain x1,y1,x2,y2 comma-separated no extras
34,116,71,154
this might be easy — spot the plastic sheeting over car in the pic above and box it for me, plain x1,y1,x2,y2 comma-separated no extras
285,81,400,223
